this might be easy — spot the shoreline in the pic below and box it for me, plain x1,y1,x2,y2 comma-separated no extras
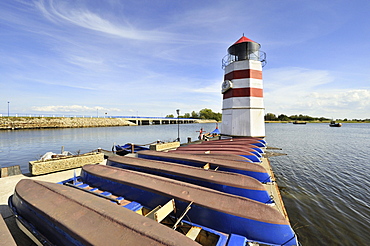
0,117,217,130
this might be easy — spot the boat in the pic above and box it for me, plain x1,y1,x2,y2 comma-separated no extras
172,147,261,162
329,121,342,127
201,137,266,145
107,155,274,203
8,179,201,246
9,164,298,245
176,145,263,157
114,143,150,155
137,150,271,183
201,138,266,147
169,139,265,163
292,121,306,124
203,124,221,139
38,151,73,161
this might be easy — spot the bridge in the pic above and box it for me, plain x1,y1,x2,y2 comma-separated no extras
120,117,197,125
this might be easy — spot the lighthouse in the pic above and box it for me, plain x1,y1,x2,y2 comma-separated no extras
221,36,266,137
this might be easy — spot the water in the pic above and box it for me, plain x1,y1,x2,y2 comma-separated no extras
265,123,370,245
0,123,369,245
0,123,211,173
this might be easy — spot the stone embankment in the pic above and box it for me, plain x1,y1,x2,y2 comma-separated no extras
0,117,136,130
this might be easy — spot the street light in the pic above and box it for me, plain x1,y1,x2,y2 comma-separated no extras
7,102,9,117
176,109,180,142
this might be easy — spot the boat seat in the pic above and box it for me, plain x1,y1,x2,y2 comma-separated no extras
145,199,175,223
77,183,89,189
123,201,143,212
100,191,112,196
186,226,202,240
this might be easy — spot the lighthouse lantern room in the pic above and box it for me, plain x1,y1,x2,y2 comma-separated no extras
221,36,266,138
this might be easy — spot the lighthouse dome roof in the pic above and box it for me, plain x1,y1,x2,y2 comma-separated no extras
232,35,257,45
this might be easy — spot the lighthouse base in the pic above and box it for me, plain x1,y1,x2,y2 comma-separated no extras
221,108,265,138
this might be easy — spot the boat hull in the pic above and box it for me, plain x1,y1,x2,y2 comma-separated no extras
138,150,271,183
9,179,200,246
80,164,298,245
107,156,273,204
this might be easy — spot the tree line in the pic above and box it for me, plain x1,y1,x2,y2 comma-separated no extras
166,110,369,123
166,108,222,122
264,113,331,122
264,113,370,122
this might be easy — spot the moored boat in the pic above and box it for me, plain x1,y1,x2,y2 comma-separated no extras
329,121,342,127
8,179,202,246
201,138,266,146
171,148,261,162
9,164,298,245
292,121,306,124
114,143,150,155
137,150,271,183
107,155,274,203
177,144,264,156
198,143,265,154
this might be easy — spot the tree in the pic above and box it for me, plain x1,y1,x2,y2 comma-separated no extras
166,108,221,121
191,111,199,119
199,108,213,119
277,114,290,121
209,112,222,122
265,113,277,121
198,108,222,121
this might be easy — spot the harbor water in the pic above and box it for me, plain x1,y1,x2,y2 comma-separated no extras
0,122,369,245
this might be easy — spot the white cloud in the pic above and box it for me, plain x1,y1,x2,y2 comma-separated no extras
309,89,370,108
34,0,173,42
263,67,370,118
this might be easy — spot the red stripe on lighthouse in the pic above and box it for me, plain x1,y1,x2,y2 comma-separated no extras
224,69,262,80
223,88,263,99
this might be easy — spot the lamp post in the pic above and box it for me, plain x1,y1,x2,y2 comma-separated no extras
7,102,9,117
176,109,180,142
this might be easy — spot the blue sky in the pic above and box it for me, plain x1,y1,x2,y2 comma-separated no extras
1,0,369,119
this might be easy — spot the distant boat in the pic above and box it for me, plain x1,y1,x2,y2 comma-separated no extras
292,121,306,124
329,121,342,127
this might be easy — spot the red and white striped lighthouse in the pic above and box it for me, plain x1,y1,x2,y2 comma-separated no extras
221,35,266,137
